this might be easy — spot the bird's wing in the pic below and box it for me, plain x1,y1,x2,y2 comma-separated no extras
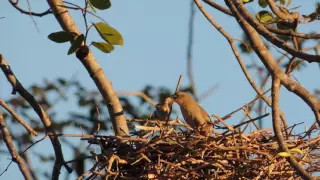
180,106,196,127
199,105,211,122
188,105,208,126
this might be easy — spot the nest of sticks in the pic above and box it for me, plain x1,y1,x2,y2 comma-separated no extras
79,116,320,180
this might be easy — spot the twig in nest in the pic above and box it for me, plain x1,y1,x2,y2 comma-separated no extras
212,114,234,132
165,75,183,125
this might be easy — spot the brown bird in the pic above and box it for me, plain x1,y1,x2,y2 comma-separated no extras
171,91,213,136
153,97,172,121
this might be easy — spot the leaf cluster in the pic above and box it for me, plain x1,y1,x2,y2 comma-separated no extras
48,0,123,55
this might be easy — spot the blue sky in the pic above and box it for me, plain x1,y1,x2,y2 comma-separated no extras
0,0,319,179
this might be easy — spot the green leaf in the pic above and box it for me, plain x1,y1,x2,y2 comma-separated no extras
89,0,111,10
68,34,84,55
280,0,286,5
290,148,303,154
256,11,275,23
48,31,76,43
278,152,292,157
258,0,268,8
87,0,97,13
243,0,254,3
93,22,124,46
92,42,114,53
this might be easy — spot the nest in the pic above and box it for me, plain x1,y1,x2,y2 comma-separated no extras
81,119,319,180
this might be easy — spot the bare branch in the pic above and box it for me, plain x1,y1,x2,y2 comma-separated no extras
266,26,320,39
227,0,320,128
231,0,320,63
226,0,317,178
203,0,232,16
193,0,290,135
267,0,298,21
0,99,38,136
186,1,198,100
271,76,312,179
117,91,156,107
204,0,320,40
20,150,38,180
0,55,72,179
9,0,52,17
0,111,32,180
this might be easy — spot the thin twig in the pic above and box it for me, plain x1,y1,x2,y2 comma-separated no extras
117,91,156,107
186,0,198,100
192,0,290,136
0,54,72,176
0,99,38,136
0,111,32,180
8,0,52,17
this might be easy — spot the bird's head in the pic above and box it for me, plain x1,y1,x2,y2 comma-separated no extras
171,91,192,105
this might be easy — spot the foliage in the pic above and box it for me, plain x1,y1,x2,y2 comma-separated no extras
48,1,122,55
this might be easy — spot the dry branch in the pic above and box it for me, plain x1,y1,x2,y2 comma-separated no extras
0,111,32,180
0,55,72,179
0,99,38,136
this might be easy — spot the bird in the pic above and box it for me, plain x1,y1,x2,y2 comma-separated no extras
153,97,172,121
171,91,213,136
